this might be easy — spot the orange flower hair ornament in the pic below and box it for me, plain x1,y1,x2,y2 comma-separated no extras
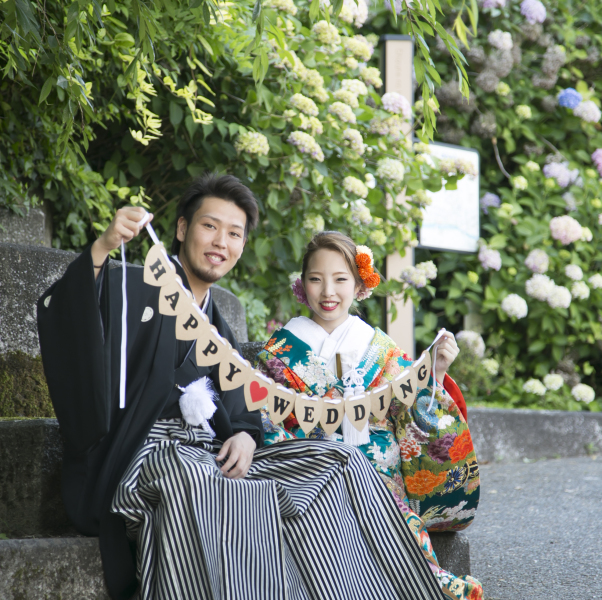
355,245,380,301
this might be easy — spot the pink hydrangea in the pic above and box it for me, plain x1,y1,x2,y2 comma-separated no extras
592,149,602,177
478,246,502,271
542,162,579,188
549,215,582,245
381,92,412,118
524,249,549,274
520,0,546,24
481,0,506,7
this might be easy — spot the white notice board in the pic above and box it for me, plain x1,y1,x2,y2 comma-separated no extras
418,142,480,253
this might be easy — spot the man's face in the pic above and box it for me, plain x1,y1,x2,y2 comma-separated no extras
177,196,247,285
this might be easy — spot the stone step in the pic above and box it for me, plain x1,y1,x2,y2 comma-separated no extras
0,533,470,600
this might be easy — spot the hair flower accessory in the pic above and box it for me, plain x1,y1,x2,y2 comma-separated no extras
355,245,380,300
292,278,311,308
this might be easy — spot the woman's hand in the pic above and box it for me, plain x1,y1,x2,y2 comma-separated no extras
216,431,257,479
432,331,459,383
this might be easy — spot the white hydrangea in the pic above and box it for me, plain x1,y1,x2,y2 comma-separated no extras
549,215,583,245
329,101,357,124
543,374,564,391
574,100,601,123
342,128,365,155
341,79,368,96
365,173,376,189
581,227,593,242
547,285,571,309
523,379,546,396
588,274,602,289
290,93,319,116
312,20,340,45
308,86,329,103
359,66,383,88
287,131,325,161
369,230,387,246
265,0,298,15
488,30,513,50
234,131,270,156
416,260,437,280
516,105,532,119
525,274,555,301
345,57,359,70
481,358,499,376
382,92,412,118
525,249,549,273
501,294,528,319
513,176,528,190
289,162,305,178
333,89,359,108
400,266,427,288
376,158,405,181
456,331,486,358
343,176,369,199
571,281,590,300
339,0,369,28
525,161,540,172
478,246,502,271
303,214,325,233
571,383,595,404
343,35,373,61
299,114,323,136
565,264,583,281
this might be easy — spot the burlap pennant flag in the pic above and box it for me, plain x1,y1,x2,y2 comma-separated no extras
243,371,275,412
219,351,251,391
268,386,297,423
143,244,176,287
370,384,393,420
391,366,418,407
295,394,323,435
320,397,345,436
345,393,371,432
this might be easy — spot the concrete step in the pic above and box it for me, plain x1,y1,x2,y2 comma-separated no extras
0,533,470,600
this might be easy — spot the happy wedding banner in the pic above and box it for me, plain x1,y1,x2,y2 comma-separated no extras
130,217,441,432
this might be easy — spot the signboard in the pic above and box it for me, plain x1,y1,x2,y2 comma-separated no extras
418,142,480,253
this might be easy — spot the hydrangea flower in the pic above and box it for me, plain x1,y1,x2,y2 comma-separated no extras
287,131,325,161
525,161,540,172
542,161,579,188
264,0,298,15
572,383,595,403
543,374,564,391
369,230,387,246
571,281,590,300
581,227,593,242
290,93,319,116
333,89,359,108
400,266,427,288
520,0,546,24
501,294,528,319
549,215,582,245
341,79,368,96
416,260,437,280
557,88,582,109
345,57,359,70
591,149,602,177
496,82,511,97
359,66,383,88
343,176,369,199
547,285,571,309
456,331,486,358
303,214,325,233
350,201,372,225
481,358,499,376
376,158,405,181
481,0,506,6
488,30,513,50
479,246,502,271
523,379,546,395
382,92,412,118
480,192,501,214
365,173,376,189
525,274,555,301
513,176,528,190
515,105,532,119
235,131,270,156
328,101,357,124
574,100,601,123
588,274,602,289
565,264,583,281
312,20,340,45
339,0,369,28
343,35,373,61
342,129,365,155
525,249,549,273
299,115,323,136
563,192,577,212
289,162,305,178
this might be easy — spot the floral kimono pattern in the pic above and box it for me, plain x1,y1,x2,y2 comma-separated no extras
256,326,483,600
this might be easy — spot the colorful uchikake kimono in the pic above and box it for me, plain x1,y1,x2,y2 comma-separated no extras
257,316,483,600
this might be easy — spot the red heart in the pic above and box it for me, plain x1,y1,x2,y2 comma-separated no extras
250,380,269,403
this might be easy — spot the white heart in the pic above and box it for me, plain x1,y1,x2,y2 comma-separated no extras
141,307,154,322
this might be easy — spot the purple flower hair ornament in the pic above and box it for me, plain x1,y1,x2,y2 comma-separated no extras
292,278,311,308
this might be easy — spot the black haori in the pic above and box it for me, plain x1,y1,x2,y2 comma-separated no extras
112,419,445,600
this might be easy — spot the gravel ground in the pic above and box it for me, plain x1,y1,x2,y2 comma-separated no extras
467,456,602,600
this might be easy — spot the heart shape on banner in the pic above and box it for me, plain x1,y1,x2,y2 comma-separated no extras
243,372,274,412
143,244,176,287
320,398,345,436
295,394,323,435
268,386,296,422
370,384,393,420
196,326,231,367
414,350,432,389
345,393,371,432
250,381,268,402
158,276,193,317
219,351,251,391
391,367,418,407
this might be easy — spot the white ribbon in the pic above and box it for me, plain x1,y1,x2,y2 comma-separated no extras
426,329,447,413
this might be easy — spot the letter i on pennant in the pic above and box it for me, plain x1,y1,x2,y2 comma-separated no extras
370,384,392,420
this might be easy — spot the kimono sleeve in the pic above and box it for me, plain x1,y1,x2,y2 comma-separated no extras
37,246,112,454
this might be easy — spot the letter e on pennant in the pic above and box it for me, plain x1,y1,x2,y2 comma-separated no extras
295,394,323,435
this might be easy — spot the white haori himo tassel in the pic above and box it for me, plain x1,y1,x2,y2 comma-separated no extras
341,414,370,447
178,377,218,437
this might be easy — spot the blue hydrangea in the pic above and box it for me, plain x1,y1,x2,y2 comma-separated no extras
557,88,582,109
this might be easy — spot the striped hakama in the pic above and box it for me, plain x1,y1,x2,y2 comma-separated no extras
112,419,444,600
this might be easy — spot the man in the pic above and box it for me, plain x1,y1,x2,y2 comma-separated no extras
38,174,444,600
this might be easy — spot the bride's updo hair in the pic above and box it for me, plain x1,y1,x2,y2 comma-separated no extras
301,231,363,289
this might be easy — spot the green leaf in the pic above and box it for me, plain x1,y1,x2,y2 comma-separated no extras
169,102,183,127
39,76,56,105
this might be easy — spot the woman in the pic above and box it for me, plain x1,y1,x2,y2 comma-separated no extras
257,231,483,600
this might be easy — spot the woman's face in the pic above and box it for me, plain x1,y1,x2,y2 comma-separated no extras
304,248,359,333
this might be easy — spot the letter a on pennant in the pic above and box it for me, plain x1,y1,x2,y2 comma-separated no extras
345,393,371,432
392,367,418,407
158,276,191,316
295,394,324,435
195,326,231,367
370,384,392,420
143,244,176,287
320,398,345,436
219,351,249,391
268,386,296,422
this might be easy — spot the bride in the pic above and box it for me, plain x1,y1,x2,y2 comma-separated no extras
257,231,483,600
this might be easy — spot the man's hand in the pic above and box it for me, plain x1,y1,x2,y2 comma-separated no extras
432,331,460,383
216,432,256,479
91,207,153,276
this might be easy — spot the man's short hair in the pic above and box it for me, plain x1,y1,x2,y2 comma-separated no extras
171,173,259,255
